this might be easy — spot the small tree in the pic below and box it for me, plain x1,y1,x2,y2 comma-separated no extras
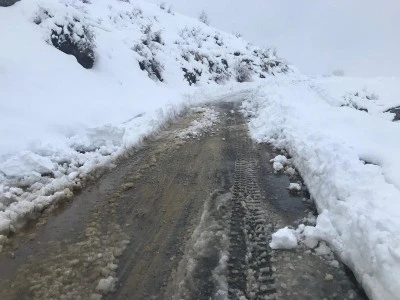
199,10,210,25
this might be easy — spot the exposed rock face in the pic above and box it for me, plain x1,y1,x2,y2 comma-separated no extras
50,23,95,69
0,0,20,7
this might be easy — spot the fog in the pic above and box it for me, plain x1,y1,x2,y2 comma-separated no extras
147,0,400,77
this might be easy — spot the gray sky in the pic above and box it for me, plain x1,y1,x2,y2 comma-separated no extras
147,0,400,77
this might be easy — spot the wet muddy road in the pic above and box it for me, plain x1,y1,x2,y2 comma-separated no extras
0,101,367,299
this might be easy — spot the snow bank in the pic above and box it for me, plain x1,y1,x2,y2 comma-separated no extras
242,76,400,300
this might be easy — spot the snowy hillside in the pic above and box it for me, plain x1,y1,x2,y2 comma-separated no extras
0,0,290,235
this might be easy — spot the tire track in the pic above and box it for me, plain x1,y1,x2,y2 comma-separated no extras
227,130,277,300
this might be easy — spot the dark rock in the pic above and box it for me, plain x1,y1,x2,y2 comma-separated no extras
0,0,20,7
384,106,400,121
340,104,368,113
221,59,228,69
51,23,95,69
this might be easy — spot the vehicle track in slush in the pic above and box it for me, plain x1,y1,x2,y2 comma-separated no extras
0,100,367,300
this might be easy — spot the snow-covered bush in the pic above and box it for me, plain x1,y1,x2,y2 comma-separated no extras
131,7,143,18
33,6,96,69
167,5,173,14
175,24,289,85
199,10,210,25
139,58,164,82
133,22,165,82
182,67,201,85
341,88,379,112
159,1,166,10
235,60,252,82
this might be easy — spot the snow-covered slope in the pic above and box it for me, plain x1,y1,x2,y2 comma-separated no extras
0,0,290,235
241,75,400,300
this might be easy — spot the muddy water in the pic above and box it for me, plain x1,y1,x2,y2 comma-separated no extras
0,101,367,300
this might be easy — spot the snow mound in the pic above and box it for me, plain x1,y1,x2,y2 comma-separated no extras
269,226,298,250
96,276,116,294
270,154,290,172
288,183,301,191
270,154,288,165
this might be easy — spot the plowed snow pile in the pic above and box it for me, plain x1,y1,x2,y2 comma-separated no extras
242,75,400,300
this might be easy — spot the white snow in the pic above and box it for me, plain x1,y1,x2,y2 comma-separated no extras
242,74,400,300
96,276,116,294
270,155,288,165
269,226,298,250
271,154,289,172
272,162,284,172
288,183,301,191
284,167,296,176
0,151,55,177
314,241,332,256
178,107,220,139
